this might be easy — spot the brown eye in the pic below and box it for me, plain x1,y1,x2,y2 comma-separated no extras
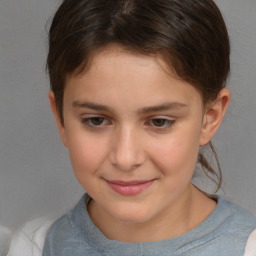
81,116,109,127
148,118,175,130
90,117,105,126
152,119,167,127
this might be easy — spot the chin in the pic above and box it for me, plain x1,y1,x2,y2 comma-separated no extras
110,205,153,224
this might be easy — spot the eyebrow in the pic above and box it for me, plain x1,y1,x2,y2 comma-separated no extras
73,101,112,112
138,102,188,114
72,101,188,113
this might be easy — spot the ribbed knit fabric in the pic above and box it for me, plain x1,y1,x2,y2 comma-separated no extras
42,194,256,256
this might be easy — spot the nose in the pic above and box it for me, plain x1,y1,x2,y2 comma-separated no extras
109,126,146,171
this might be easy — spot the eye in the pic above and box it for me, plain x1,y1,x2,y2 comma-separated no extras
152,119,168,127
146,118,175,129
81,116,110,127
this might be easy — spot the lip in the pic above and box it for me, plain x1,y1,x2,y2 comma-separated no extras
105,179,155,196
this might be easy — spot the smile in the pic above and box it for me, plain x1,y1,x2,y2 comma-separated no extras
105,179,155,196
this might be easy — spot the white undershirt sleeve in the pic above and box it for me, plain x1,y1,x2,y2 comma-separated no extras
244,229,256,256
7,218,53,256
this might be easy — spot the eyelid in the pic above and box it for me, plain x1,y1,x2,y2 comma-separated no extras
81,114,112,127
148,115,175,122
145,116,176,129
80,114,175,130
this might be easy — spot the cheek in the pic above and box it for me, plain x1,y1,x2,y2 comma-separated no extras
150,130,200,178
67,134,108,177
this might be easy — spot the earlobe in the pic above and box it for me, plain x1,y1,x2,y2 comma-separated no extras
48,91,68,147
200,88,230,146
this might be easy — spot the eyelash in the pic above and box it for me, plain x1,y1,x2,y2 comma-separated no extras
81,116,175,130
145,118,175,130
81,116,111,127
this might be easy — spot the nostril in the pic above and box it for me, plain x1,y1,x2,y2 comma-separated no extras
109,149,146,172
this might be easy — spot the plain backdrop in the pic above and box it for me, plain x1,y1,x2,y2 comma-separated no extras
0,0,256,229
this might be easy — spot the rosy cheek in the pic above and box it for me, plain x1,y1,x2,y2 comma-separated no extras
149,134,198,177
68,136,103,175
149,141,180,171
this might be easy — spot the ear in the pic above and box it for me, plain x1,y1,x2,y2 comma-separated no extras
48,91,68,147
200,88,230,146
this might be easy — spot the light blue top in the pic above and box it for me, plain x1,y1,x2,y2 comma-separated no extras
42,193,256,256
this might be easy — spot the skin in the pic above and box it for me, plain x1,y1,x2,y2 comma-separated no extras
49,45,230,243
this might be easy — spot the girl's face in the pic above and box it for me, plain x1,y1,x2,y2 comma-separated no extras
51,46,224,226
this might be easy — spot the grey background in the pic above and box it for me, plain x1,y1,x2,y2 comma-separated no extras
0,0,255,229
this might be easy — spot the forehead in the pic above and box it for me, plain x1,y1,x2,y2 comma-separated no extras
72,45,176,79
64,46,203,111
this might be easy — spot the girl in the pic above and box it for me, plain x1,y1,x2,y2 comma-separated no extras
7,0,256,255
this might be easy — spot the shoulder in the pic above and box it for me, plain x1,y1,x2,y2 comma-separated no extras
7,217,53,256
217,197,256,255
43,207,86,254
43,194,96,255
44,194,90,248
221,198,256,233
44,213,74,245
42,212,86,255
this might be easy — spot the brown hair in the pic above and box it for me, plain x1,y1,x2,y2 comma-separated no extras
47,0,230,191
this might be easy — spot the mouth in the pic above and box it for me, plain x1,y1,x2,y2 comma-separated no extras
105,179,156,196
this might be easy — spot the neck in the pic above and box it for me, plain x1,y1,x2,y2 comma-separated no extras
88,185,216,243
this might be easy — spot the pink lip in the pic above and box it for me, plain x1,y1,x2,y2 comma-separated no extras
105,179,155,196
